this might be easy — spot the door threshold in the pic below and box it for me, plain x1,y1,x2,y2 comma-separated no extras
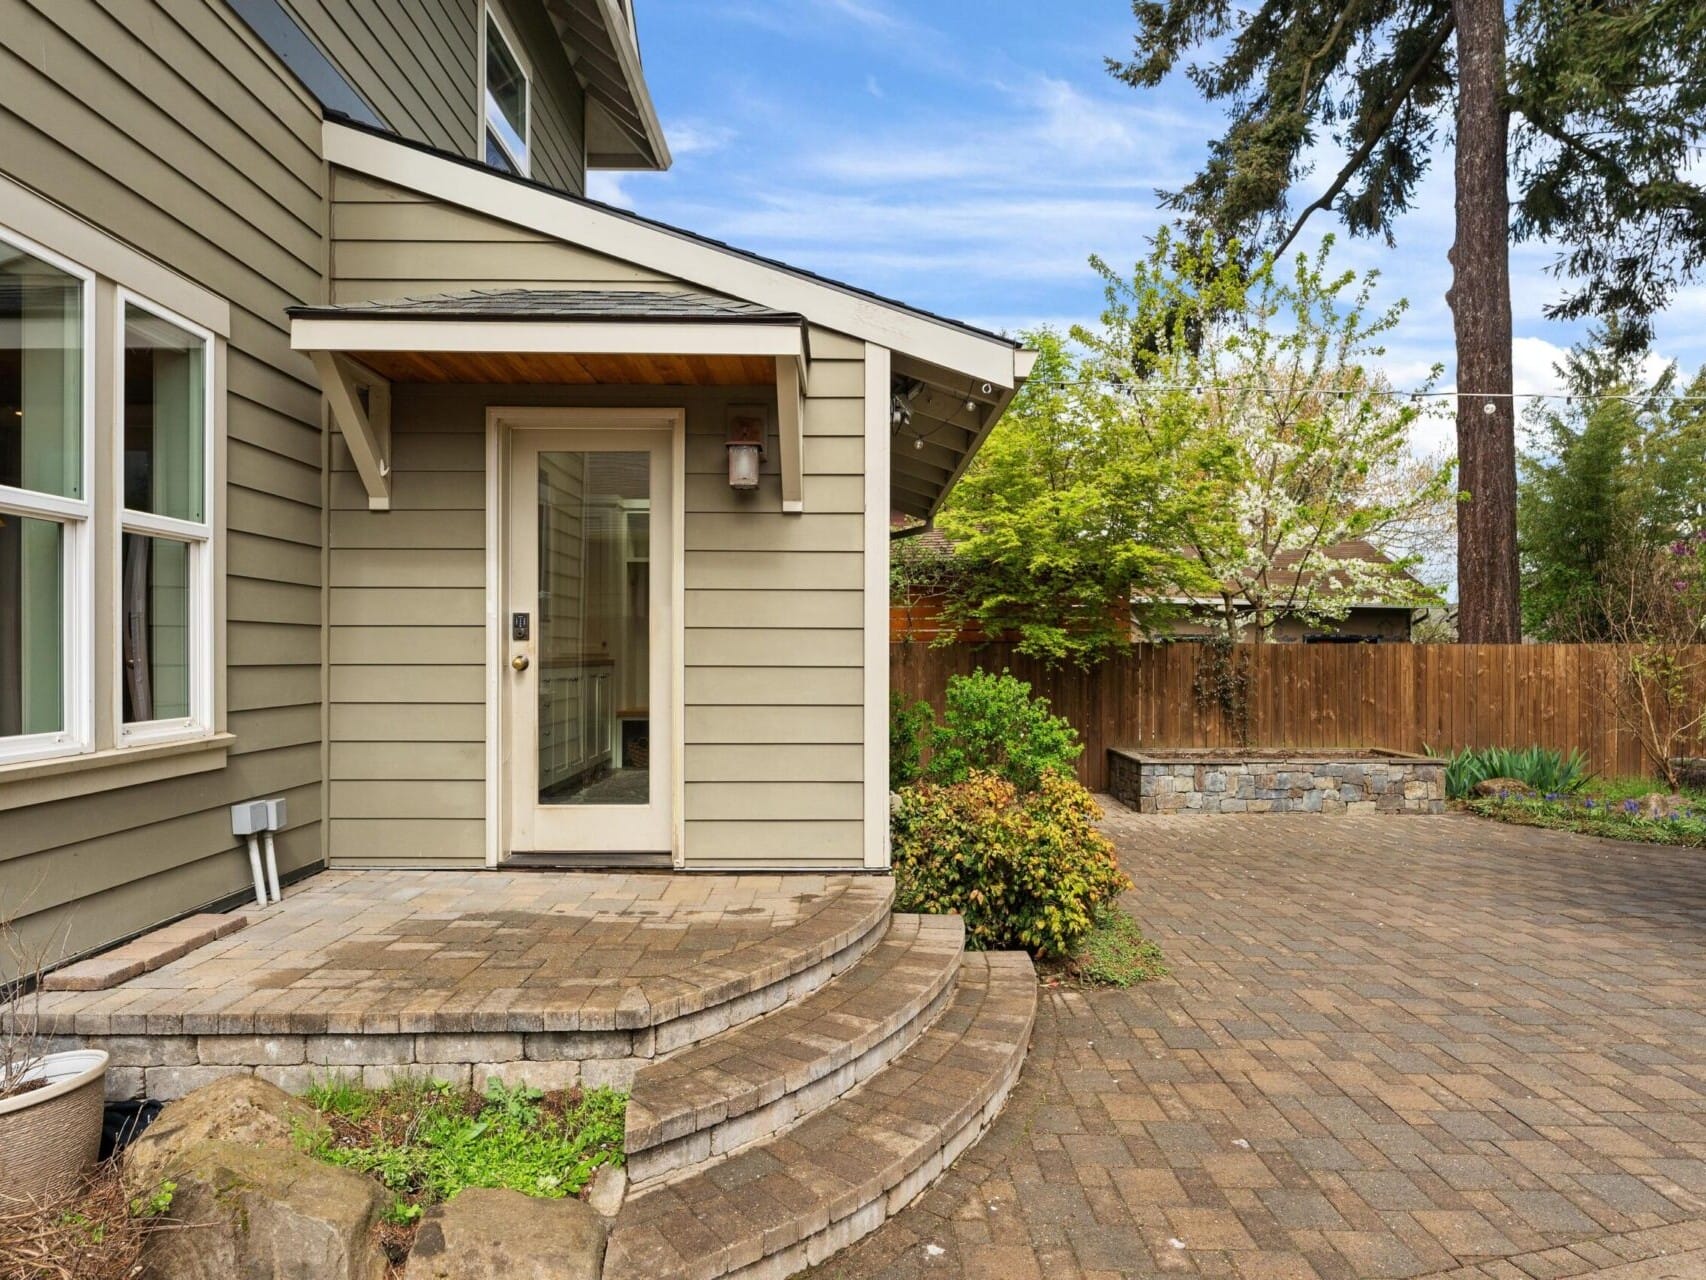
504,851,674,871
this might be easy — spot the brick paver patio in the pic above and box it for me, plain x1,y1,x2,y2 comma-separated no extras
810,809,1706,1279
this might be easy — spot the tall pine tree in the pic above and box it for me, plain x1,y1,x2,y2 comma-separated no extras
1109,0,1706,641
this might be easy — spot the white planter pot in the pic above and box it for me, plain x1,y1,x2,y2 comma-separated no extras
0,1049,109,1204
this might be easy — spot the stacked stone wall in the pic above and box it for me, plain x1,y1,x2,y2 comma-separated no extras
1108,750,1445,815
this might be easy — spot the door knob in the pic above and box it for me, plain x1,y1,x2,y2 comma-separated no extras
511,654,530,671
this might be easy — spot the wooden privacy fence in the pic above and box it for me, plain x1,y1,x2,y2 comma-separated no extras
889,641,1706,790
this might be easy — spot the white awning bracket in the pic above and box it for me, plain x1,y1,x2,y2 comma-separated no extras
311,351,392,511
776,355,806,514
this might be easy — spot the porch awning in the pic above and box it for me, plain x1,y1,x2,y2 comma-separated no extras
288,288,812,512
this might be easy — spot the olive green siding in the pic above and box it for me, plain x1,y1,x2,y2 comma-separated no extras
279,0,588,196
0,0,327,971
326,364,871,869
323,170,873,867
329,170,677,300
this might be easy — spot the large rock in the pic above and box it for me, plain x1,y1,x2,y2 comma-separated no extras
1471,777,1535,799
137,1140,387,1280
405,1187,607,1280
1640,792,1687,819
124,1074,320,1191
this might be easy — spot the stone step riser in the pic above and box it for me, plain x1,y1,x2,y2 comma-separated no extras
79,904,894,1102
729,1024,1028,1280
628,962,959,1189
604,953,1038,1280
650,910,885,1058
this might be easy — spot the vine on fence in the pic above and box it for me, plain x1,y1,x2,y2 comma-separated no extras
1190,637,1253,747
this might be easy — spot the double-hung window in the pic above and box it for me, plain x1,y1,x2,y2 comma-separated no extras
0,214,219,772
118,293,213,744
482,4,531,176
0,230,93,765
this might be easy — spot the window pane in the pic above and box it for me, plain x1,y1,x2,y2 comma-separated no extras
485,15,528,168
124,304,205,522
0,513,64,737
0,241,83,499
485,130,518,174
122,533,191,724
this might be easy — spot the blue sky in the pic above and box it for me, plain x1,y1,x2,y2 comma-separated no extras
595,0,1706,452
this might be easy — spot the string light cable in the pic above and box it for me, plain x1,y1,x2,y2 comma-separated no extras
1017,379,1706,411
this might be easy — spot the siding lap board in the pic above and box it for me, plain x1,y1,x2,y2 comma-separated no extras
323,181,875,870
0,0,327,975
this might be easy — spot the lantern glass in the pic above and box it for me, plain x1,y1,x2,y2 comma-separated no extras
727,443,761,490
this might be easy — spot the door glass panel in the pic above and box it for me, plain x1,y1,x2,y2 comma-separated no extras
537,450,649,806
0,514,64,736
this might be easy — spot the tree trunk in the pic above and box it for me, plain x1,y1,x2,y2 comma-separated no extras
1447,0,1520,643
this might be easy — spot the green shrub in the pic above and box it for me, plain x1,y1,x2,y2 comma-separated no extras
889,691,934,792
891,769,1130,959
1432,744,1591,799
924,670,1081,793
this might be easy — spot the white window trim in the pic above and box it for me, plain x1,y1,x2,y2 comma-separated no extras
113,287,216,750
479,1,532,178
0,224,96,767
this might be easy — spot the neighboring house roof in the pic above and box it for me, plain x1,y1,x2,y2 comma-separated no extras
288,288,804,325
889,517,957,554
1157,539,1428,610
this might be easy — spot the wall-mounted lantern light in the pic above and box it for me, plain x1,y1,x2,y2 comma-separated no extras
726,407,767,491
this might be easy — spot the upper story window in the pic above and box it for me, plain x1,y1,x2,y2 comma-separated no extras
483,4,531,176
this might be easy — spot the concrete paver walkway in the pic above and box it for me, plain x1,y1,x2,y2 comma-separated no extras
811,810,1706,1279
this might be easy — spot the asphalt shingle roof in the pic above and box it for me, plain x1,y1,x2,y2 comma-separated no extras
287,288,803,324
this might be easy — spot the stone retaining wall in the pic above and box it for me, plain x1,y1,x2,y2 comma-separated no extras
1109,749,1445,815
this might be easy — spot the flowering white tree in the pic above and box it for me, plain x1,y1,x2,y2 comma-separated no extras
1077,232,1452,641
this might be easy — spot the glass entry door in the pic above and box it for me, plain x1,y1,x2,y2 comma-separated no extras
506,427,672,853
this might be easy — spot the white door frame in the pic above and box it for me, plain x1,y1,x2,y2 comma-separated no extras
484,406,686,867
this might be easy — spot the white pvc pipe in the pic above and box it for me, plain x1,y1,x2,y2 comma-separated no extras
245,834,267,909
263,830,282,904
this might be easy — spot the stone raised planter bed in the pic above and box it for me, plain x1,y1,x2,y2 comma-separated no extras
1108,747,1445,815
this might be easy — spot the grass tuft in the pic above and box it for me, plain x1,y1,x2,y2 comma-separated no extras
297,1075,625,1249
1468,794,1706,848
1061,907,1168,989
0,1163,175,1280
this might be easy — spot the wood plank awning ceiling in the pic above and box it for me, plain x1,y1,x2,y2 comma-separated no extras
347,349,778,386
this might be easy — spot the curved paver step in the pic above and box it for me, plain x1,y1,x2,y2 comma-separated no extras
604,950,1037,1280
624,913,966,1188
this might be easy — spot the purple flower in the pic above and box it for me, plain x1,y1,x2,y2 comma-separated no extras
1623,799,1640,814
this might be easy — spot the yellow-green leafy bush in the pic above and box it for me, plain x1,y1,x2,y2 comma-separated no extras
891,769,1131,958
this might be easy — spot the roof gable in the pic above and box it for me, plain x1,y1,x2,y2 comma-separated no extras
322,119,1028,390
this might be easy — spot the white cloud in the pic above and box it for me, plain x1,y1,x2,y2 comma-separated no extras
666,121,735,156
818,0,907,31
586,171,636,208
